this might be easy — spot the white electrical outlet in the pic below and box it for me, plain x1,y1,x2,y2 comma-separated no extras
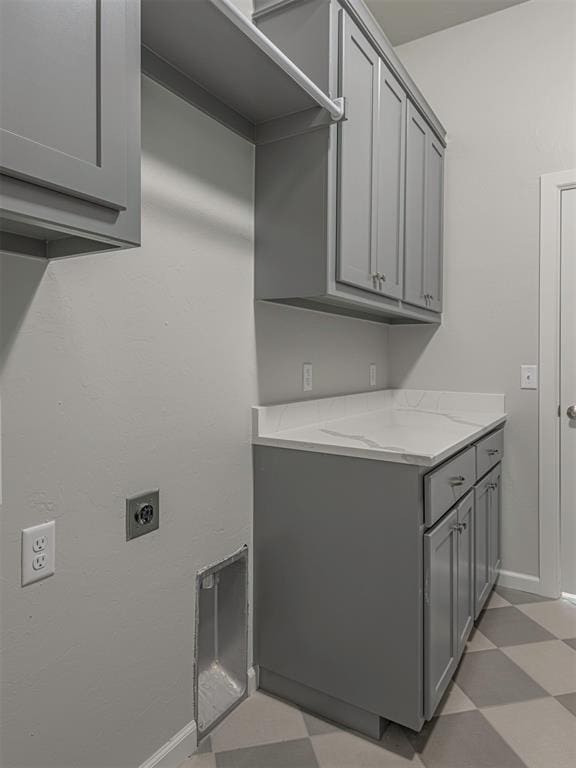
22,521,55,586
302,363,313,392
521,365,538,390
369,363,377,387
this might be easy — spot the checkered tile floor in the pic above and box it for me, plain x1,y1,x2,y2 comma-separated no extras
181,587,576,768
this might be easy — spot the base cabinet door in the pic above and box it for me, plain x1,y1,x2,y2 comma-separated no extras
488,465,502,586
424,507,458,719
474,478,491,618
456,492,475,654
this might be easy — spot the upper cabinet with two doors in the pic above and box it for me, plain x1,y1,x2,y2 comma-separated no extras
0,0,140,259
254,0,446,323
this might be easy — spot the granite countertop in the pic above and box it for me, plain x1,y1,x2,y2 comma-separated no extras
252,389,506,467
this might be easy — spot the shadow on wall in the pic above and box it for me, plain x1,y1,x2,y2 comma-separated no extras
0,253,47,376
141,75,254,252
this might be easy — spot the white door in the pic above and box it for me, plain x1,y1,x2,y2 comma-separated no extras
560,186,576,595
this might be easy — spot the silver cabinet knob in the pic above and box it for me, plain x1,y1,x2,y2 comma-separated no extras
567,405,576,420
450,475,466,486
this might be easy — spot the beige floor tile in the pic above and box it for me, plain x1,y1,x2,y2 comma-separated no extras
436,682,476,715
466,627,497,652
482,697,576,768
179,754,216,768
502,640,576,695
311,727,424,767
485,591,511,609
209,692,307,753
518,600,576,639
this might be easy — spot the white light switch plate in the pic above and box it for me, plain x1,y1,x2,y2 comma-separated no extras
521,365,538,390
22,521,55,586
302,363,313,392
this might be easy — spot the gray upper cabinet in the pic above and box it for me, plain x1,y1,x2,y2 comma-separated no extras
426,135,444,312
404,105,427,310
338,14,406,301
404,104,444,311
253,0,446,324
0,0,140,259
375,60,406,301
338,13,379,295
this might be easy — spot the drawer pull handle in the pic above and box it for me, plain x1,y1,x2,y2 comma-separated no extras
450,475,466,486
487,448,500,456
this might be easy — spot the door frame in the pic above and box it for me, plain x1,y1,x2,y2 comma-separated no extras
539,169,576,598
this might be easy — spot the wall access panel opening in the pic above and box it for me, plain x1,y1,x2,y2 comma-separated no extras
195,546,248,741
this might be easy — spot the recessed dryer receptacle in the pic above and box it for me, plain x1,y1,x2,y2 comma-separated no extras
195,546,249,741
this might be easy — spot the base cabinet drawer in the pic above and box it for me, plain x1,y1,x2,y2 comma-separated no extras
476,428,504,479
424,447,475,527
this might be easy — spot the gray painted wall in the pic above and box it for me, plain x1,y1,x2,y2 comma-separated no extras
389,0,576,580
256,302,389,404
0,76,389,768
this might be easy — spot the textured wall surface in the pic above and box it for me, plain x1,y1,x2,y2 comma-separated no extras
389,0,576,580
0,76,389,768
256,302,389,405
0,77,255,768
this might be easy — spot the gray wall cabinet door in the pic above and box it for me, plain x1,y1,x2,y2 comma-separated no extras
425,135,444,312
403,104,428,309
488,465,502,585
337,12,379,294
375,60,406,300
424,507,458,719
404,104,444,311
456,492,475,655
0,0,128,210
474,478,492,618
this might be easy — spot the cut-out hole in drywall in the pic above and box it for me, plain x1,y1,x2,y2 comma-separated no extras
195,546,248,740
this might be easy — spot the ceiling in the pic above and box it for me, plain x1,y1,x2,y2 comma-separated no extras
365,0,530,45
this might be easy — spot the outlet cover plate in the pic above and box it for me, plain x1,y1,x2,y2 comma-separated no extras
22,521,55,586
126,490,160,541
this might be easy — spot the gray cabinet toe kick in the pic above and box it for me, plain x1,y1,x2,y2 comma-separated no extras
253,425,505,733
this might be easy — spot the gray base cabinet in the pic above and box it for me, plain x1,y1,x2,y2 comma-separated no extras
254,427,504,734
254,0,446,324
474,463,502,617
424,506,459,719
0,0,140,258
424,490,475,719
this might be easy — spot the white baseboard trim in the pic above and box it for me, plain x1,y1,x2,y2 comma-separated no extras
139,719,197,768
140,668,257,768
497,569,551,596
247,666,258,695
